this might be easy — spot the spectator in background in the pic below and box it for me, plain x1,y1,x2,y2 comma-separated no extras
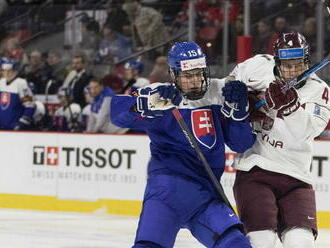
122,59,149,94
0,37,28,65
0,58,34,130
79,13,101,58
96,22,132,64
304,0,317,19
122,0,169,57
46,50,68,94
227,13,244,62
253,19,276,55
100,67,125,94
148,56,171,83
62,55,92,108
86,78,128,134
273,16,289,36
303,17,317,62
104,0,130,35
23,50,53,94
53,86,81,132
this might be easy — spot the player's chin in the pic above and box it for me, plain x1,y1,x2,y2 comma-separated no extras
187,90,204,99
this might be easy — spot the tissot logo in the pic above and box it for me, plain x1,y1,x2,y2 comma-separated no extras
32,146,136,169
33,146,59,166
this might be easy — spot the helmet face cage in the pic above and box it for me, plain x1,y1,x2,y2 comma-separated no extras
273,32,310,82
168,42,210,100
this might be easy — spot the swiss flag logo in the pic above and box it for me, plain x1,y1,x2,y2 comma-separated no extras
46,147,59,166
191,109,216,148
0,92,10,105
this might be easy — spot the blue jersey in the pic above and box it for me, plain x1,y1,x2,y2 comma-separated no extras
111,79,255,180
0,77,34,129
91,87,115,114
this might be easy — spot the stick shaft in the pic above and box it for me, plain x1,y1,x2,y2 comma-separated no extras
172,108,234,211
281,59,330,92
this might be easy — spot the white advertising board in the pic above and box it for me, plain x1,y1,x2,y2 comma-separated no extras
0,131,328,212
0,132,149,201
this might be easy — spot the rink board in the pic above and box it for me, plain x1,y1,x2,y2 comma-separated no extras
0,131,329,228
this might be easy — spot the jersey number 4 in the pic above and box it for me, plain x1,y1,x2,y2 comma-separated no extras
322,87,329,104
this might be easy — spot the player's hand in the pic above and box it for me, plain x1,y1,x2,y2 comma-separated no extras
248,91,268,122
157,85,182,106
265,80,300,117
136,85,182,118
221,80,249,120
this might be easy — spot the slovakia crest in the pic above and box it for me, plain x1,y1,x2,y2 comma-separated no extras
0,92,10,110
191,109,216,148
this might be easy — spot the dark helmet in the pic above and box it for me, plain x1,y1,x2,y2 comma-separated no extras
273,32,310,66
167,41,209,100
124,59,144,74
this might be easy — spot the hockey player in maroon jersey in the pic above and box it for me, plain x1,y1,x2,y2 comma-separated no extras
229,32,330,247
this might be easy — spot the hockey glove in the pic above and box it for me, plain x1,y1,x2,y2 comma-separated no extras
221,80,249,120
247,91,268,122
136,85,182,118
265,80,300,118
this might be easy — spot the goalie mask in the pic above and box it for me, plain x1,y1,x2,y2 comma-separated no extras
273,32,310,86
168,42,209,100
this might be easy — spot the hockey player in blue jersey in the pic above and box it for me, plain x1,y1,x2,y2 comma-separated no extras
111,42,255,248
0,58,34,130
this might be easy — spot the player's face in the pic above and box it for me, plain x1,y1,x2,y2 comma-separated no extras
1,69,16,80
279,58,307,83
177,69,203,94
88,81,103,98
71,58,84,72
124,68,136,80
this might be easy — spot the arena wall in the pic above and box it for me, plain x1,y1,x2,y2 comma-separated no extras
0,131,329,228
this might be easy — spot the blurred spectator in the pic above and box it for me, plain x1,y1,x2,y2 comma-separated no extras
86,78,128,133
100,68,125,94
23,50,53,94
253,19,277,55
0,37,28,65
304,0,317,19
176,0,240,62
79,12,101,56
122,59,149,94
53,86,82,132
0,58,34,130
122,0,169,57
96,22,132,64
273,16,289,36
104,0,130,35
148,56,171,83
62,55,93,107
227,13,244,62
303,17,317,61
46,50,68,93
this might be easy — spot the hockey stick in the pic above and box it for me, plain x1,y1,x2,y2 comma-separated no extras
172,108,234,212
254,58,330,109
281,58,330,92
280,0,330,92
